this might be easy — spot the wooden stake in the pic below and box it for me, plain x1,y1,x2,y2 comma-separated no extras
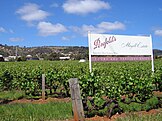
42,74,45,100
69,78,85,121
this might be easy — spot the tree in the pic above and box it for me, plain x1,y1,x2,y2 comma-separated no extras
0,57,4,62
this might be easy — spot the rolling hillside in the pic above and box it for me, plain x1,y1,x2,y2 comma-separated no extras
0,44,162,58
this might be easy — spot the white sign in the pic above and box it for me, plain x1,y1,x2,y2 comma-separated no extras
88,33,152,55
88,33,154,72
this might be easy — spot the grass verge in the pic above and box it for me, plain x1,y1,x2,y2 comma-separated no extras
0,102,72,121
0,90,25,100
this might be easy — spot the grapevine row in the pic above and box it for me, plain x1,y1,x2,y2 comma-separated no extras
0,60,162,116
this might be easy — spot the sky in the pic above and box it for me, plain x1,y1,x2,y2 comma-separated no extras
0,0,162,49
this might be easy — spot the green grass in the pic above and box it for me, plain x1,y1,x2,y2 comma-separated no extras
0,102,72,121
0,90,25,100
118,96,160,112
0,90,42,100
116,110,162,121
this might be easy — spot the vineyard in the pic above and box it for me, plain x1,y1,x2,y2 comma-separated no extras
0,60,162,118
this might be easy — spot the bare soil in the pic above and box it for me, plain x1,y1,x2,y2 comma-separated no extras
153,91,162,97
8,97,71,104
85,109,162,121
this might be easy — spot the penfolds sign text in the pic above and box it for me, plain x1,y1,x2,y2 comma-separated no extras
94,36,116,49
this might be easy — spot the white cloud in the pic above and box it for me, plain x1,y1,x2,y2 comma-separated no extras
0,27,6,33
0,27,14,33
37,21,67,36
71,21,125,36
50,3,59,8
63,0,110,15
9,37,24,42
62,36,70,40
61,35,75,41
9,29,14,33
16,3,50,23
154,29,162,36
97,21,125,31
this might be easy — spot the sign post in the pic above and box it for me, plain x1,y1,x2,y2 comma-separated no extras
88,31,92,72
150,35,154,72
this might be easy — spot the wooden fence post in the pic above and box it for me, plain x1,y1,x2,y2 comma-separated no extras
42,74,45,100
69,78,85,121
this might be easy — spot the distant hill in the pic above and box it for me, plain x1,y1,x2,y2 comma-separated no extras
153,49,162,56
0,44,162,58
0,44,88,60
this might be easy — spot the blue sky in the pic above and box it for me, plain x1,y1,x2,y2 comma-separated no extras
0,0,162,49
